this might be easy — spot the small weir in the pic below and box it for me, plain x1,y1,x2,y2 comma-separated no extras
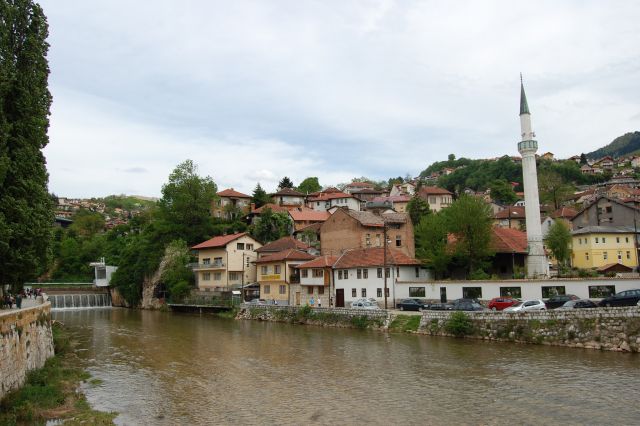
49,293,111,310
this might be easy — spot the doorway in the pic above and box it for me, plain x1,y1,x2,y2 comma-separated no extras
440,287,447,303
336,289,345,307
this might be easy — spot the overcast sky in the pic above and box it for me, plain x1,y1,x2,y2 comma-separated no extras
40,1,640,198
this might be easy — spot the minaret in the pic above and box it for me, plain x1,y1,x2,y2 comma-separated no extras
517,75,549,278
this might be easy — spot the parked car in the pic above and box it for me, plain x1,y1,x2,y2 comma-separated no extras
352,298,379,307
545,294,579,309
487,297,519,311
504,299,546,312
247,298,268,305
396,299,429,311
556,299,598,310
449,300,485,311
351,301,381,310
598,289,640,307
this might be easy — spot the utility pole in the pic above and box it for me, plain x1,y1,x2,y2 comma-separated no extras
241,252,245,302
383,222,388,310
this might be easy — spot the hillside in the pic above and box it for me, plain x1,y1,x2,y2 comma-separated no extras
586,131,640,159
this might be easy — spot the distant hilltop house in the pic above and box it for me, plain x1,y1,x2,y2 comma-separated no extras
416,186,453,212
271,188,305,206
307,189,361,212
212,188,252,220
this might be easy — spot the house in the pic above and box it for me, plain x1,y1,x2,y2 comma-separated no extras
488,227,528,279
343,181,375,194
293,255,338,307
592,156,614,170
320,209,415,258
331,247,425,308
255,249,316,305
389,182,416,196
345,188,385,204
606,184,640,200
271,188,305,206
191,233,262,297
416,186,453,212
247,203,295,225
571,226,638,270
568,155,581,163
541,152,554,161
288,207,330,232
632,156,640,168
370,195,411,213
255,236,311,258
580,165,596,175
494,206,526,230
307,190,361,212
211,188,252,220
293,222,322,250
550,207,578,229
572,196,640,229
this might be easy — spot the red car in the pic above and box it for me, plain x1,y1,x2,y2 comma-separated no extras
487,297,519,311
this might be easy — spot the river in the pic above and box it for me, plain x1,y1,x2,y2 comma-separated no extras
53,308,639,425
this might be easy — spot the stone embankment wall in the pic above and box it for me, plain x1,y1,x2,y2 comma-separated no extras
0,303,55,399
420,307,640,352
238,305,388,328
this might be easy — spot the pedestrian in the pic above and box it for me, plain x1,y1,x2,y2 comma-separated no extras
16,293,22,309
309,296,314,307
317,297,322,308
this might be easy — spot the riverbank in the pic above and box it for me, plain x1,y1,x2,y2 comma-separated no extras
237,305,640,352
0,322,116,425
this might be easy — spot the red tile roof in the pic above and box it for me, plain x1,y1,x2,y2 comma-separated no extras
491,227,528,254
334,247,419,268
288,208,331,222
192,233,247,249
494,206,526,219
372,195,411,203
296,255,339,269
256,236,310,253
308,191,355,202
217,188,251,198
418,186,452,195
254,249,316,263
251,203,293,214
550,207,578,219
345,182,375,188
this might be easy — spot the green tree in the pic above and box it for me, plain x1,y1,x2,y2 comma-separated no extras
160,240,194,303
406,194,430,226
0,0,54,292
579,153,587,165
278,176,294,189
415,214,451,279
448,154,456,162
69,209,105,238
544,220,572,270
250,207,292,243
297,177,321,194
251,183,270,208
538,170,574,210
444,195,494,277
488,179,517,205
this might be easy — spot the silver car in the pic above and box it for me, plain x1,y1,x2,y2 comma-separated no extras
351,301,381,310
504,299,546,312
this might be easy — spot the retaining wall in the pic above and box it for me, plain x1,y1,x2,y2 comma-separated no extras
420,307,640,352
238,305,388,327
0,303,55,399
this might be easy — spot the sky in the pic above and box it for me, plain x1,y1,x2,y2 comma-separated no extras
40,0,640,198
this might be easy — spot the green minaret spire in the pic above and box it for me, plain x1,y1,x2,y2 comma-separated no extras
520,73,530,115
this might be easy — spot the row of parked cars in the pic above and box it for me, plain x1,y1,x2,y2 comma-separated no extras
392,289,640,312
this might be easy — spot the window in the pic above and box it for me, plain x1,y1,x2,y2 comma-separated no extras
396,267,400,276
415,267,420,278
352,288,357,297
409,287,425,297
429,196,436,204
214,257,222,264
214,272,222,280
338,270,343,280
586,252,589,260
203,258,211,265
203,272,211,281
363,269,368,279
357,269,362,279
264,285,270,294
343,270,349,278
274,265,281,274
377,288,382,297
603,251,608,260
595,237,599,243
578,238,581,245
499,286,522,298
318,286,324,295
385,288,389,297
246,257,251,268
376,234,381,246
396,235,402,247
606,206,612,213
589,285,615,298
541,286,566,298
618,251,622,261
246,243,254,250
229,272,239,281
313,269,323,278
261,266,268,275
279,285,286,295
307,286,314,294
627,251,631,259
377,268,382,278
616,237,620,243
462,287,482,299
301,269,308,278
237,243,245,250
361,288,367,297
385,268,390,278
366,234,371,246
602,237,606,243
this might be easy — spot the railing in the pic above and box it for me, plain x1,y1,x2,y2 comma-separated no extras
190,262,225,270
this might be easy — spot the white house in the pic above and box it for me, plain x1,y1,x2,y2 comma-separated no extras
307,190,361,212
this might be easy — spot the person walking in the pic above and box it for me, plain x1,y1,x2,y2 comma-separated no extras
309,296,315,307
16,293,22,309
317,297,322,308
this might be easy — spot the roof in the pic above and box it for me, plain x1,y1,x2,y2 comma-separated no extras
371,195,411,203
294,222,323,234
597,263,633,273
308,191,356,202
217,188,251,198
349,188,384,194
418,186,452,196
550,207,577,219
254,249,315,263
288,208,330,222
345,182,374,188
256,236,310,253
494,206,526,219
272,188,305,197
572,226,638,235
296,255,339,269
334,248,419,268
192,233,247,249
520,76,530,115
342,209,407,227
491,227,528,254
251,203,292,214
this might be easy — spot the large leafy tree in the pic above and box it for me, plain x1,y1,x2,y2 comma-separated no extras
415,214,450,279
0,0,54,292
297,177,321,194
538,169,574,210
444,195,494,277
488,179,517,205
406,194,430,226
250,207,291,243
251,183,270,208
544,220,572,270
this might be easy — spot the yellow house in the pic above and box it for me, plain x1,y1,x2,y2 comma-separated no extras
255,249,315,304
191,233,262,293
571,226,638,269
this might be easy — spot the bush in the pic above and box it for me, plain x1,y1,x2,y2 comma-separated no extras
445,311,474,337
297,305,313,321
469,269,490,280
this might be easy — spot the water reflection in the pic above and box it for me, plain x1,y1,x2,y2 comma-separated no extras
54,309,640,425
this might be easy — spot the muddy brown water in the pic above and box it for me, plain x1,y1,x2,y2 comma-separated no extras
53,308,639,425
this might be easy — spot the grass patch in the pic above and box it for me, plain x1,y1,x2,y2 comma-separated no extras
215,307,239,319
389,315,421,333
0,323,116,425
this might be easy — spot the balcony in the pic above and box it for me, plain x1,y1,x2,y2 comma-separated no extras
191,261,225,270
289,275,300,284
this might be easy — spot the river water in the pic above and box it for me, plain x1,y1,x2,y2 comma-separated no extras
53,308,639,425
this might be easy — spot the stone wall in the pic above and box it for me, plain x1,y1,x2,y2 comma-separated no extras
419,307,640,352
238,305,389,328
0,303,55,399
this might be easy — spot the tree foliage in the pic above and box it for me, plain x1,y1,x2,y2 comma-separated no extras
160,240,194,303
278,176,294,189
69,209,105,238
544,220,572,268
488,179,517,205
297,177,321,194
538,169,574,210
251,183,270,208
250,207,291,243
415,214,450,279
406,194,430,226
0,0,54,291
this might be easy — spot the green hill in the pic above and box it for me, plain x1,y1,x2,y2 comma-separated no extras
586,131,640,159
